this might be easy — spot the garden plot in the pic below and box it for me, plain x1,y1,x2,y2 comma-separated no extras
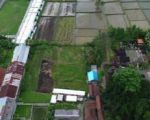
59,2,76,16
74,29,99,37
121,0,136,2
103,2,123,15
53,17,75,44
125,10,146,21
107,15,128,28
139,2,150,9
42,2,60,16
32,107,48,120
73,29,99,44
130,20,150,30
74,36,94,44
76,2,101,13
34,17,56,41
121,2,140,9
143,10,150,21
102,0,117,2
76,13,107,29
37,59,54,93
42,2,76,17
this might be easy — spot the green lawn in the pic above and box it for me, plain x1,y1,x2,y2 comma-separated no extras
53,46,87,91
19,44,53,103
0,0,29,35
19,43,87,103
13,105,31,119
32,107,48,120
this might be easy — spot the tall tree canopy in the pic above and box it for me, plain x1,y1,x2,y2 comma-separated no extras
112,67,141,93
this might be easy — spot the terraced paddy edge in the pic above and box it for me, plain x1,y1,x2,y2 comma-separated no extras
19,44,87,103
0,0,29,35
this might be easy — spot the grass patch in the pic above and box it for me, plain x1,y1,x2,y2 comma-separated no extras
19,44,53,103
0,48,13,68
0,39,15,68
53,17,75,44
32,107,48,120
53,46,87,91
14,105,31,119
19,43,87,103
0,0,29,34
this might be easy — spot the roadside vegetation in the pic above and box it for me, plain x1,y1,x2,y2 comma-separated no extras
0,37,15,68
0,0,28,35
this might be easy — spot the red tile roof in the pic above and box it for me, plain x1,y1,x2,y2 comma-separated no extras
0,68,5,87
6,61,24,75
0,84,17,98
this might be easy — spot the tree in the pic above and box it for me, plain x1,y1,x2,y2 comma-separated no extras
145,30,150,46
103,67,143,120
112,67,141,93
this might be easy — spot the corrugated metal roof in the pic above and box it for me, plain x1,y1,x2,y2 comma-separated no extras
55,109,80,118
12,44,30,64
15,0,44,44
87,71,99,82
66,95,77,102
50,95,57,104
53,88,86,96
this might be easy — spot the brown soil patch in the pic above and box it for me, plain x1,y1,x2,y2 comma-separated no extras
37,59,54,93
34,17,56,41
84,100,97,120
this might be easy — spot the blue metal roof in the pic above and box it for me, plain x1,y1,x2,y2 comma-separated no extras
87,71,99,82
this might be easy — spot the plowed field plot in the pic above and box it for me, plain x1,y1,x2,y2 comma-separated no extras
84,100,97,120
37,60,54,93
34,17,56,41
42,2,76,17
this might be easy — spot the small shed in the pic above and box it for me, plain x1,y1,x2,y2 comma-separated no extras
65,95,77,102
57,94,64,102
54,109,80,120
87,71,99,82
50,95,57,104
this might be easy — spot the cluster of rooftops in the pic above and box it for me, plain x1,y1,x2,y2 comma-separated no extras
0,44,30,120
14,0,44,44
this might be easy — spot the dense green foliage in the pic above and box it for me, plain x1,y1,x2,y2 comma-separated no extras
108,25,147,50
103,67,150,120
85,33,106,69
0,39,15,67
14,105,31,119
112,67,141,93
